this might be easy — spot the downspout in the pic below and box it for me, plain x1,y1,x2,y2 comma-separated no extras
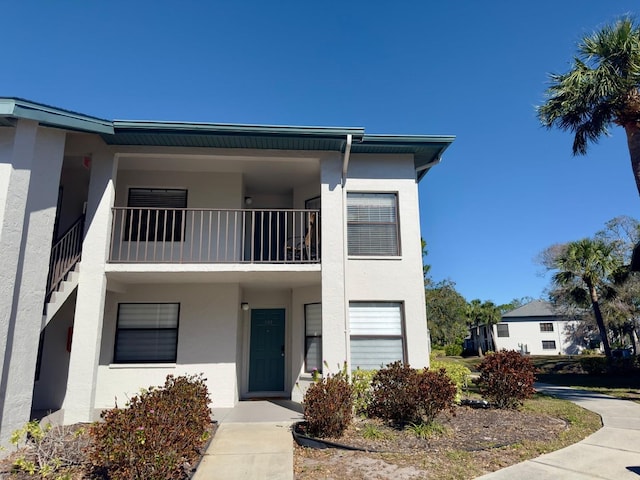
341,134,353,369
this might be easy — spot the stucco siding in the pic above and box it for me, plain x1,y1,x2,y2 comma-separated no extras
95,282,241,411
493,318,579,355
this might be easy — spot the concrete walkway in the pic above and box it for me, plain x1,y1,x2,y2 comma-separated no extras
192,400,302,480
476,383,640,480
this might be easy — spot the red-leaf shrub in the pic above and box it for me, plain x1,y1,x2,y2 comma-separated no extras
89,374,212,480
476,350,537,409
369,361,456,425
303,371,354,438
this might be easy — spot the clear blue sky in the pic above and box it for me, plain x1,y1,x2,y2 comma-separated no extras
4,1,640,304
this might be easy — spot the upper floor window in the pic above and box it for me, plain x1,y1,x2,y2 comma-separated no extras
125,188,187,242
114,303,179,363
540,322,554,332
347,193,399,256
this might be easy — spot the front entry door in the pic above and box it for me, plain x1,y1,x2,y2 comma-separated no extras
249,309,285,392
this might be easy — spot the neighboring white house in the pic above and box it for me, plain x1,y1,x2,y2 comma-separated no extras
467,300,587,356
0,97,454,445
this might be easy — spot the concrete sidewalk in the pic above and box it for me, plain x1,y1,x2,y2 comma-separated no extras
476,383,640,480
192,400,302,480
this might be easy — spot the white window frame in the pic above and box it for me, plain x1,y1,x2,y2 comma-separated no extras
304,303,322,373
114,303,180,363
347,192,400,256
349,302,405,370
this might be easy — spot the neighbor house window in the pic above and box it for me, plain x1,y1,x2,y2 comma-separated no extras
540,322,554,332
542,340,556,350
349,302,404,370
114,303,179,363
496,324,509,337
305,303,322,373
347,193,399,256
125,188,187,241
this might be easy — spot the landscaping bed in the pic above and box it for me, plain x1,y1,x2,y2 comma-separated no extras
294,394,602,480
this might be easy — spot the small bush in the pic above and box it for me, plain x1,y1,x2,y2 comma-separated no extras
430,348,446,360
303,370,354,438
476,350,536,409
89,374,212,480
430,361,471,402
444,344,463,356
10,421,90,479
351,368,376,416
579,355,607,374
369,361,456,426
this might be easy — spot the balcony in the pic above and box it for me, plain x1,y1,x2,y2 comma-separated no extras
109,208,320,264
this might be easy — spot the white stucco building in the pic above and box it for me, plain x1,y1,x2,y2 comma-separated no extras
467,300,587,356
0,97,454,444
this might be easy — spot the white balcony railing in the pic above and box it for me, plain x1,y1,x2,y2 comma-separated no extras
109,208,320,264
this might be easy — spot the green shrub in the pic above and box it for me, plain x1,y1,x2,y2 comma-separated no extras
444,344,463,356
89,374,212,480
430,360,471,402
369,361,456,426
476,350,536,409
351,368,376,416
303,370,354,438
579,355,607,374
430,348,446,360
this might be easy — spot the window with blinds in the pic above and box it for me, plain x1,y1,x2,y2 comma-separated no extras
539,322,554,332
347,193,399,256
349,302,404,370
125,188,187,241
497,324,510,337
304,303,322,373
542,340,556,350
114,303,179,363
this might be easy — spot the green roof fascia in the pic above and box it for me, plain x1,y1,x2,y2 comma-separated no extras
0,98,113,135
358,134,455,180
112,120,365,140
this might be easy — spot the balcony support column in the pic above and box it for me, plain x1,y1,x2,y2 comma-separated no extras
64,151,118,424
0,121,66,446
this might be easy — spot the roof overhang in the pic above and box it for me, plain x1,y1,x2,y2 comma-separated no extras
0,98,454,178
0,98,113,134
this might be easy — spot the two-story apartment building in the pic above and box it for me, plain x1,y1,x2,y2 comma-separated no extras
0,98,453,444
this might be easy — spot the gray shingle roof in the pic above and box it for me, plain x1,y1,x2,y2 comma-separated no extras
502,300,557,319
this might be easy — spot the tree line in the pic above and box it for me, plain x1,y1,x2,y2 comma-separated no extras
425,216,640,359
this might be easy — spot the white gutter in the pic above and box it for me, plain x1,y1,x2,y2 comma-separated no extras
342,134,353,368
415,155,442,173
341,134,353,186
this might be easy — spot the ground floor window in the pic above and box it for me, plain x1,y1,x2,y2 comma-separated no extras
542,340,556,350
114,303,179,363
349,302,404,370
304,303,322,373
496,324,510,337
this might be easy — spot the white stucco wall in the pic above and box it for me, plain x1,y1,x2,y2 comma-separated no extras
0,122,66,445
343,154,430,369
95,282,241,414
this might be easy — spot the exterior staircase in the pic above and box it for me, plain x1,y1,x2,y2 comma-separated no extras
42,215,84,327
43,265,80,327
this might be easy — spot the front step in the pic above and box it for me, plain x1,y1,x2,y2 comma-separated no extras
43,265,80,328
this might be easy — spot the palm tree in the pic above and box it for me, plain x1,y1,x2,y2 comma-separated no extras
552,238,623,358
538,17,640,196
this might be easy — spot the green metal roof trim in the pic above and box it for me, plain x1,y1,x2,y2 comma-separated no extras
358,134,455,180
0,98,455,177
0,98,113,134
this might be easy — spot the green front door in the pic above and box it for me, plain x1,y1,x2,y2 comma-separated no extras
249,309,285,392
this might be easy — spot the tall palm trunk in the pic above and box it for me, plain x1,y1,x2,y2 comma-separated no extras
586,279,613,358
624,123,640,197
